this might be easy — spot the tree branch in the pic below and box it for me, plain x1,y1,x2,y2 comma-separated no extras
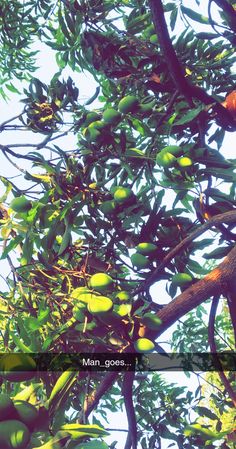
212,0,236,32
139,209,236,292
208,295,236,406
79,371,119,421
122,371,137,449
142,244,236,339
148,0,236,128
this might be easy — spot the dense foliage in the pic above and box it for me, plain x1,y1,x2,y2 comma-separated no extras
0,1,235,448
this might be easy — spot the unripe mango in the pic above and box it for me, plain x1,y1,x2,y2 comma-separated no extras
87,296,113,315
131,253,149,269
10,196,32,213
118,95,139,114
142,313,162,330
100,200,116,215
0,354,36,382
103,108,121,125
116,291,130,301
134,338,155,353
172,272,193,286
89,273,113,292
13,400,38,431
177,156,193,167
136,242,157,255
0,419,30,449
156,151,176,168
113,186,132,203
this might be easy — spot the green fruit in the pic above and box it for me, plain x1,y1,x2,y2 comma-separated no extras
84,111,101,126
118,95,140,114
149,34,158,43
0,419,30,449
144,24,155,38
116,291,130,301
161,145,183,157
113,186,132,203
156,151,176,168
131,253,149,269
89,273,113,292
87,296,113,315
172,272,193,286
136,242,157,255
0,394,15,421
13,400,38,431
83,126,101,142
100,200,116,215
10,197,32,213
177,156,193,167
134,338,155,353
103,108,121,125
0,354,36,382
88,120,107,130
142,313,162,330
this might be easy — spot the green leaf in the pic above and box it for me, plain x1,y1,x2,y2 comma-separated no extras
174,105,204,125
195,406,219,421
75,441,109,449
59,423,110,439
181,6,209,24
203,246,231,259
6,83,21,94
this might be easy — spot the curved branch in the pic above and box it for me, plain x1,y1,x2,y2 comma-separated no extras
122,371,137,449
142,244,236,339
139,210,236,292
208,295,236,406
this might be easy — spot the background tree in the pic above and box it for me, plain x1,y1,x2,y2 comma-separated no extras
0,1,235,448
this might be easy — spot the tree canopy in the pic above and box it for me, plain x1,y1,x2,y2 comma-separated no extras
0,1,235,448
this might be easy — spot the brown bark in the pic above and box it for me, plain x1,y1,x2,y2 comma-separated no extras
143,244,236,339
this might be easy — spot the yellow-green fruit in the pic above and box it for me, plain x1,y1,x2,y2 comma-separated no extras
100,200,116,215
103,108,121,125
113,187,132,203
162,145,182,157
0,419,30,449
134,338,155,353
131,253,149,269
118,95,140,114
0,394,15,421
13,400,38,431
84,111,101,126
156,151,176,168
87,296,113,315
136,242,157,255
177,156,193,167
10,197,32,213
116,291,130,301
149,34,158,44
83,126,101,142
142,313,162,330
172,272,193,286
144,24,155,38
0,354,36,382
89,273,113,292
